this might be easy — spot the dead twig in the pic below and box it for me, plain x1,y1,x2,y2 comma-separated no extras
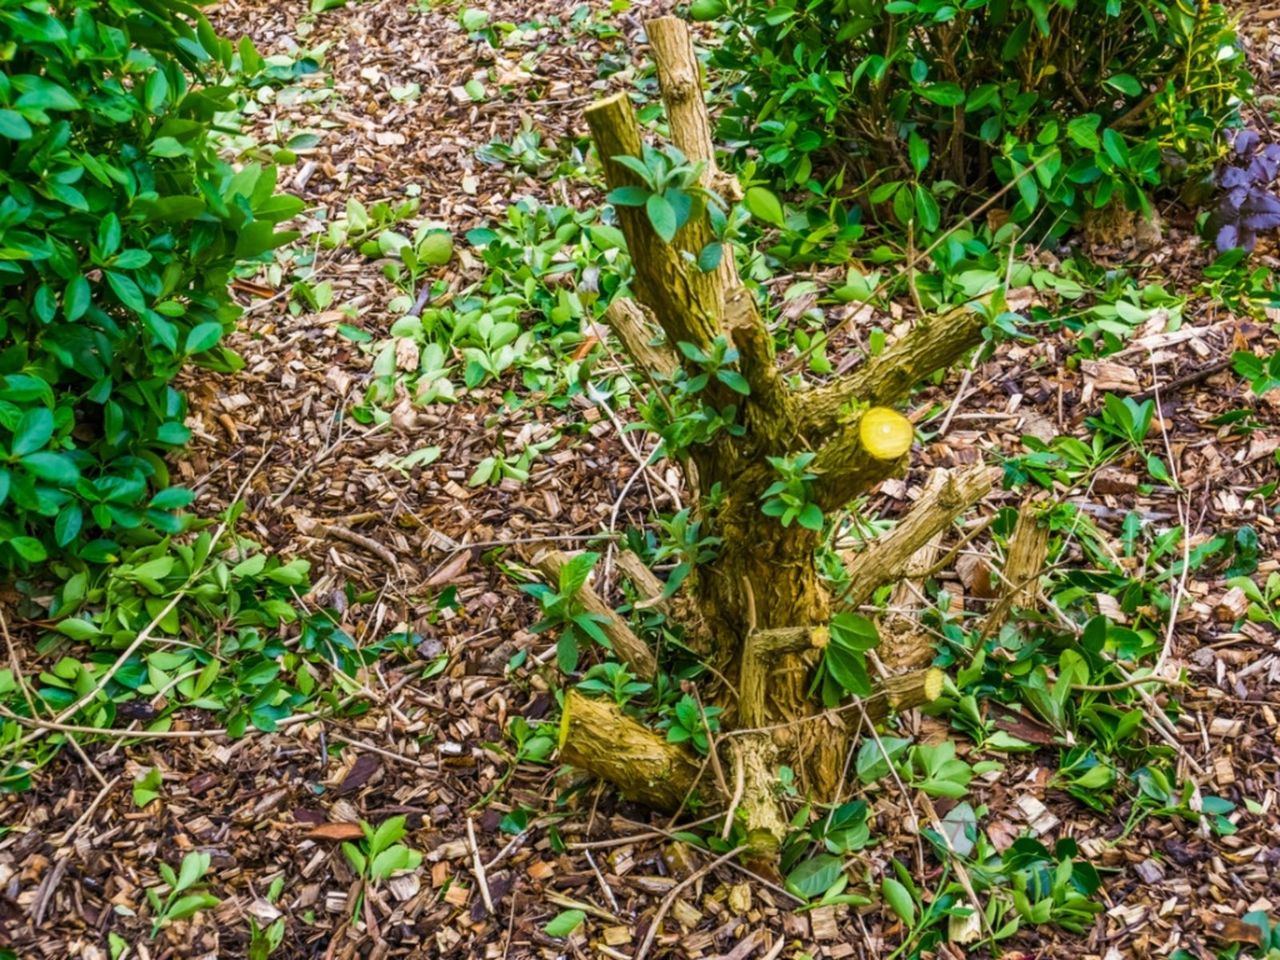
466,816,496,917
634,845,748,960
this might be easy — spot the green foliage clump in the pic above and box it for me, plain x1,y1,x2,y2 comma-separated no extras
711,0,1251,234
0,0,299,570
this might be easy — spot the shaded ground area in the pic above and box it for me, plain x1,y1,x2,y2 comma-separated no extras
2,0,1279,957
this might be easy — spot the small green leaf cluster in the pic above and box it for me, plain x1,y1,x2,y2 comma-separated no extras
247,875,287,960
676,336,751,396
0,0,299,570
355,198,633,424
816,611,878,701
0,507,440,792
576,661,652,706
760,452,822,530
341,816,424,886
606,144,708,243
1004,392,1174,489
521,551,613,673
638,383,745,460
1233,349,1280,396
780,789,1104,948
658,692,722,754
1225,571,1280,630
651,507,721,598
146,851,220,936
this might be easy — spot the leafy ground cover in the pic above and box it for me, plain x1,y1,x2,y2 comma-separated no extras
1,0,1279,958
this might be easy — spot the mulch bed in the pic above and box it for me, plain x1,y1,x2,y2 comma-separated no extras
2,0,1278,957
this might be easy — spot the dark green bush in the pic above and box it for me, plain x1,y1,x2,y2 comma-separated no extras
0,0,298,570
711,0,1251,235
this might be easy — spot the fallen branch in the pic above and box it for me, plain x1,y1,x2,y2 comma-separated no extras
983,504,1049,636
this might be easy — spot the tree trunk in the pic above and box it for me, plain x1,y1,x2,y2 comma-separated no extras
694,512,845,798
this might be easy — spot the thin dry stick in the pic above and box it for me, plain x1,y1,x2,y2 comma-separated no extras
935,365,975,438
634,845,748,960
584,849,621,915
544,890,623,924
54,774,122,849
322,524,401,572
912,515,997,583
1148,350,1191,678
693,687,730,802
722,747,746,842
916,792,998,946
566,813,723,851
484,826,537,872
603,440,666,591
420,532,621,585
0,707,223,740
613,816,804,906
328,733,429,768
663,735,719,830
466,816,496,916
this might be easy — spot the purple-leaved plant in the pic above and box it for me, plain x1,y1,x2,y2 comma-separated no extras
1210,130,1280,252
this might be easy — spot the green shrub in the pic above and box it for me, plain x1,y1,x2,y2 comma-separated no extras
0,0,299,570
711,0,1251,235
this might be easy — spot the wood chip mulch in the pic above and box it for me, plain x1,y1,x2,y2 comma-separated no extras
2,1,1278,957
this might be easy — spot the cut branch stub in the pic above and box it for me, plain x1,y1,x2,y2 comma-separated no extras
797,299,990,443
842,463,996,609
739,625,830,729
810,406,913,511
615,547,670,612
602,298,679,381
585,93,722,352
859,407,913,460
529,548,657,680
558,689,703,811
861,667,945,722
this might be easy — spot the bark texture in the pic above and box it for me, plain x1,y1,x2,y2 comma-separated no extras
984,503,1050,636
558,689,703,811
842,464,996,608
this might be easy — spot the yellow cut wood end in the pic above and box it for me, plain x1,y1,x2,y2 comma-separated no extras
923,667,944,703
860,407,913,460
